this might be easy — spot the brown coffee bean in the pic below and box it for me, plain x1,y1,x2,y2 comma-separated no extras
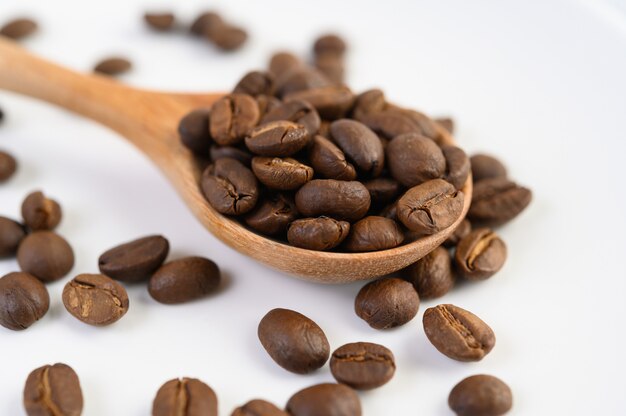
285,86,354,120
352,89,386,121
449,374,513,416
153,378,218,416
355,277,419,329
258,308,330,374
361,109,440,141
314,53,344,85
308,135,357,181
245,194,298,236
455,228,507,281
210,145,253,166
443,218,472,248
295,179,370,222
442,145,470,190
210,94,260,146
261,100,321,139
468,178,532,226
287,217,350,251
62,273,129,326
268,52,302,78
255,94,282,118
0,216,26,257
149,256,221,304
211,25,248,51
232,399,289,416
144,12,175,31
201,158,259,215
364,178,400,207
344,216,404,252
396,179,464,235
190,12,223,36
330,342,395,390
423,304,495,361
233,71,274,96
436,117,455,134
0,272,49,330
0,18,38,40
179,108,212,155
245,121,309,157
387,133,445,187
94,57,132,76
404,246,454,299
98,235,169,282
252,157,313,191
470,154,507,182
318,120,331,138
17,231,74,282
330,119,384,177
21,190,62,231
24,363,83,416
286,383,362,416
274,67,331,97
0,150,17,181
313,34,347,57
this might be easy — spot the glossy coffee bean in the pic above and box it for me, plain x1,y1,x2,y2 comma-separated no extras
286,383,362,416
387,133,445,187
455,228,507,281
330,342,395,390
201,158,259,215
210,94,260,145
232,399,288,416
284,86,354,120
24,363,83,416
404,246,454,299
314,53,344,85
63,273,129,326
0,18,38,39
436,117,455,134
313,34,347,57
287,217,350,251
153,378,218,416
449,374,513,416
274,67,331,97
190,11,223,36
0,216,26,257
255,94,282,118
178,108,212,155
144,12,175,31
364,178,400,207
251,157,313,190
423,304,495,361
443,218,472,248
308,135,357,181
442,145,470,190
149,257,221,304
295,180,370,222
468,178,532,226
361,109,440,141
258,308,330,374
344,216,404,252
245,194,298,236
210,145,253,166
21,191,62,231
470,154,507,183
0,150,17,182
268,52,302,78
17,231,74,282
330,119,384,177
99,235,169,282
233,71,274,96
261,100,321,139
94,57,132,76
352,89,386,121
355,277,419,329
245,121,309,157
0,272,49,330
211,25,248,51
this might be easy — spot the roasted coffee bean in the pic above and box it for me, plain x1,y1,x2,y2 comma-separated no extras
201,158,259,215
233,71,274,96
396,179,464,235
468,178,532,226
274,67,331,97
0,216,25,257
318,121,331,138
436,117,455,134
314,53,344,85
0,18,38,40
364,178,400,206
352,89,386,121
17,231,74,282
211,25,248,51
210,145,253,166
98,235,169,282
470,154,507,182
179,108,212,155
94,57,132,76
268,52,302,78
149,257,220,304
245,121,309,157
296,179,370,222
255,94,282,118
308,135,356,180
210,94,260,146
0,272,49,330
0,150,17,182
190,11,223,36
449,374,513,416
251,157,313,190
386,133,445,187
330,119,384,177
442,145,470,190
245,194,298,236
258,308,330,374
287,217,350,251
423,304,495,361
355,277,419,329
285,86,354,120
330,342,395,390
286,383,362,416
361,109,440,141
144,12,175,31
62,273,129,326
313,34,347,57
153,378,218,416
344,216,404,252
443,218,472,248
21,191,62,231
404,246,454,299
261,100,321,139
24,363,83,416
232,399,289,416
455,228,506,281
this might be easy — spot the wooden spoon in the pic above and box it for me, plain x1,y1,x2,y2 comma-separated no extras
0,37,472,283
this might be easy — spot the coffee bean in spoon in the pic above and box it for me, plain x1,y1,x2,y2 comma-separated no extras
329,119,385,177
245,193,298,236
149,257,221,304
251,157,313,191
442,145,470,190
0,216,26,257
343,216,404,252
17,231,74,282
178,108,212,155
21,190,62,231
93,57,132,76
295,179,370,222
210,145,253,166
284,85,355,120
153,377,218,416
98,235,169,283
23,363,83,416
245,121,309,157
233,71,275,97
210,94,260,146
386,132,445,187
261,100,321,139
201,158,259,216
449,374,513,416
0,150,17,182
308,135,357,181
62,273,129,326
0,272,49,331
355,277,419,329
287,217,350,251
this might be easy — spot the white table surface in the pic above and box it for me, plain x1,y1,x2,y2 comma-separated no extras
1,0,625,414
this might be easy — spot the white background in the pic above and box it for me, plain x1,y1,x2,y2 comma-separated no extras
1,0,625,414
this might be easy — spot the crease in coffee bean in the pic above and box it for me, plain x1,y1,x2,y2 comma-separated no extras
39,367,63,416
406,190,456,225
216,176,253,213
68,279,124,317
438,305,483,351
466,231,497,269
333,351,394,366
175,379,190,416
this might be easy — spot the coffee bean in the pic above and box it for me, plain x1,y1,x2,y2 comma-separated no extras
318,120,331,138
344,216,404,252
442,145,470,190
330,119,384,177
449,374,513,416
245,194,298,236
352,89,386,121
62,273,129,326
0,150,17,182
144,12,175,31
308,135,357,181
232,399,289,416
330,342,395,390
314,53,344,85
0,272,49,330
24,363,83,416
284,86,354,120
436,117,455,134
255,94,282,118
313,34,347,57
274,67,331,97
470,154,507,183
211,25,248,51
201,158,259,215
355,277,419,329
190,12,223,37
404,246,454,299
21,190,62,231
94,57,132,76
233,71,275,96
268,52,302,78
0,216,26,257
178,108,212,155
386,133,445,187
361,109,440,141
295,179,370,222
468,178,532,226
261,100,321,139
258,308,330,374
364,178,400,207
396,179,464,235
149,256,221,304
286,383,362,416
210,145,253,166
17,231,74,282
98,235,169,282
0,18,38,40
423,304,495,361
287,217,350,251
251,157,313,190
153,378,218,416
455,228,506,281
245,121,309,157
443,218,472,248
210,94,260,146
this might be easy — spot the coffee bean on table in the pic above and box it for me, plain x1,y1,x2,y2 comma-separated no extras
308,135,357,181
470,153,507,183
233,71,275,96
449,374,513,416
17,231,74,282
149,256,221,304
62,273,129,326
287,217,350,251
286,383,362,416
423,304,495,361
468,178,532,226
23,363,83,416
94,57,132,76
284,86,355,120
455,228,507,281
21,190,62,231
343,216,404,252
211,25,248,51
313,34,347,57
178,108,212,155
0,272,49,330
201,158,259,215
364,178,401,207
386,133,445,187
153,378,218,416
144,12,175,31
0,216,26,257
98,235,169,282
295,179,370,222
190,11,223,36
210,94,260,145
0,18,38,40
251,157,313,190
245,193,298,236
355,277,419,329
258,308,330,374
352,89,386,121
443,218,472,248
245,121,309,157
268,52,302,78
404,246,454,299
436,117,455,134
261,100,321,139
232,399,289,416
329,119,384,177
330,342,396,390
210,145,253,166
442,145,470,190
0,150,17,182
